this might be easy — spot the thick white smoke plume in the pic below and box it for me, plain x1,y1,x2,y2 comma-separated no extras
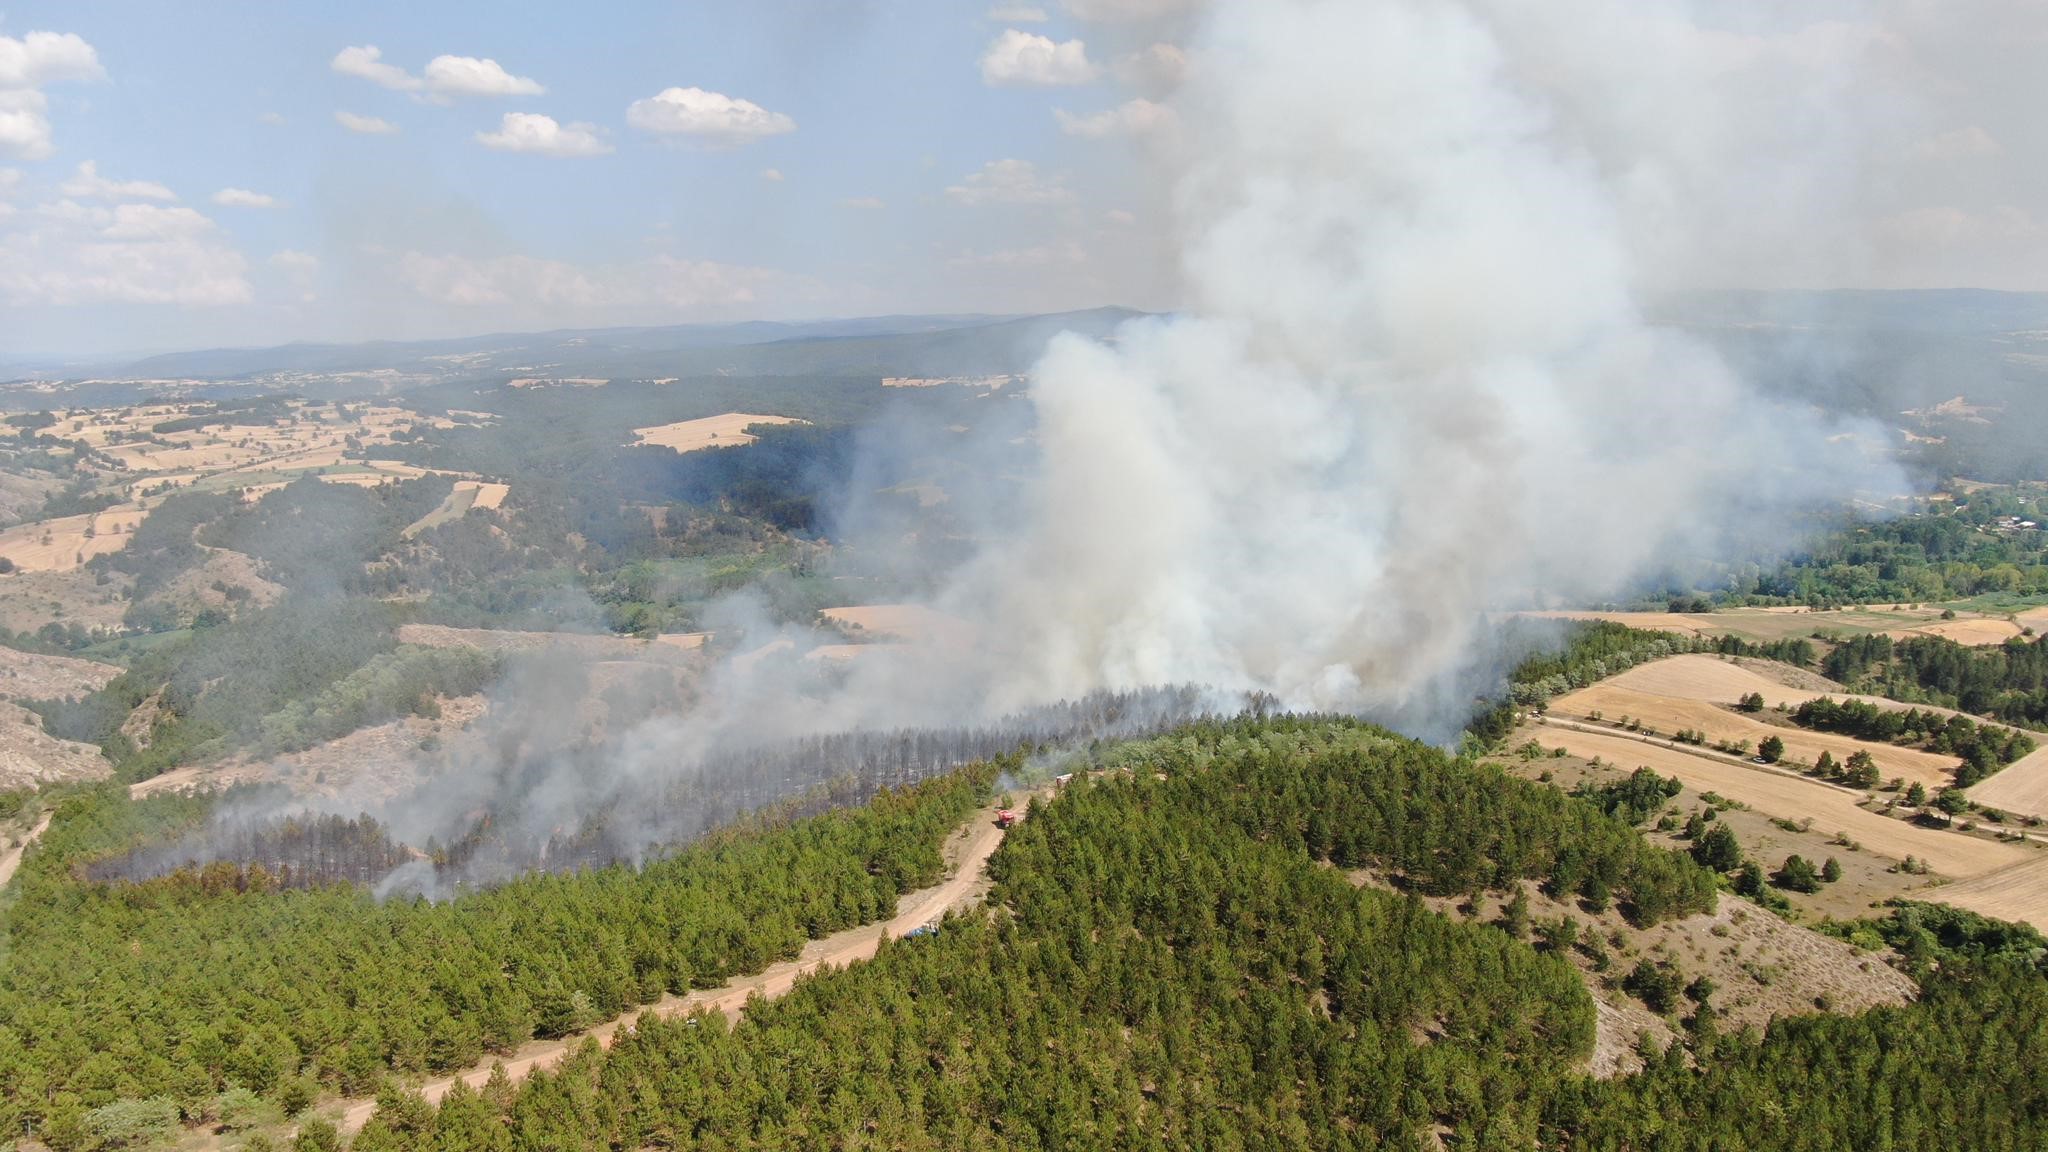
912,0,1902,722
163,0,1913,888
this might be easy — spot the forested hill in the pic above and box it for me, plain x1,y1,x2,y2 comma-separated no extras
4,717,2046,1148
347,716,2048,1151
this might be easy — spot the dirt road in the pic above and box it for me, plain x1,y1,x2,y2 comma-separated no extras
335,801,1016,1134
0,809,52,888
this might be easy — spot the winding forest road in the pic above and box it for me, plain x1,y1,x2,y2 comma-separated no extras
334,800,1017,1135
0,810,53,889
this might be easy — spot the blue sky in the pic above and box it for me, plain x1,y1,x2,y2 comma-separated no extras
4,0,2046,358
0,2,1182,354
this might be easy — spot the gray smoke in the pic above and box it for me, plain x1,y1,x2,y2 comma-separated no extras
141,0,1916,889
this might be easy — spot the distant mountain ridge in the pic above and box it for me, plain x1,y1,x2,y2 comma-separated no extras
16,307,1150,385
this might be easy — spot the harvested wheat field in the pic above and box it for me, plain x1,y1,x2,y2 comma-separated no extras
1884,617,2024,646
1605,654,2021,731
1934,855,2048,931
1517,605,2018,645
0,505,150,572
631,413,806,453
1517,610,1717,637
397,624,701,666
1593,654,1841,710
403,480,512,538
1551,683,1960,790
821,603,973,646
2015,606,2048,635
1535,725,2032,880
1965,746,2048,821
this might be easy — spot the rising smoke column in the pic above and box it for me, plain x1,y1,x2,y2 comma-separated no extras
928,0,1899,727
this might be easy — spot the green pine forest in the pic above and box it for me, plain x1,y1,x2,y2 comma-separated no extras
5,716,2046,1150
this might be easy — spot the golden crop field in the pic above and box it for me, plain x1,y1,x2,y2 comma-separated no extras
630,413,806,453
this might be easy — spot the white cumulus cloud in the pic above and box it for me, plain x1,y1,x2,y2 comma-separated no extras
1056,98,1171,137
477,112,611,157
331,45,420,91
0,31,103,88
945,158,1074,206
761,168,785,182
335,111,400,135
626,87,796,146
333,46,543,100
60,161,175,201
211,188,276,208
423,55,545,98
980,30,1098,86
0,31,104,160
0,195,250,306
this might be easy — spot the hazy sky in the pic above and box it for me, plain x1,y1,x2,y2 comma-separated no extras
1,0,2045,356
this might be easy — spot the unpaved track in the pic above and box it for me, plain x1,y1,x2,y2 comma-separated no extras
0,810,53,888
335,802,1016,1134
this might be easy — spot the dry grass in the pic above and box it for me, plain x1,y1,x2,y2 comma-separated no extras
0,567,131,635
1532,724,2034,880
630,413,805,454
1353,871,1913,1078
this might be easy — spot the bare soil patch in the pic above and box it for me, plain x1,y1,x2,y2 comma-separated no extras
0,644,120,700
0,700,110,789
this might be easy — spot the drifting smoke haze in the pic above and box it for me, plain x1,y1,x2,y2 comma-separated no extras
123,0,1918,890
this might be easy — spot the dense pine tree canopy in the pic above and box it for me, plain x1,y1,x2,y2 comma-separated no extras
5,716,2046,1150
